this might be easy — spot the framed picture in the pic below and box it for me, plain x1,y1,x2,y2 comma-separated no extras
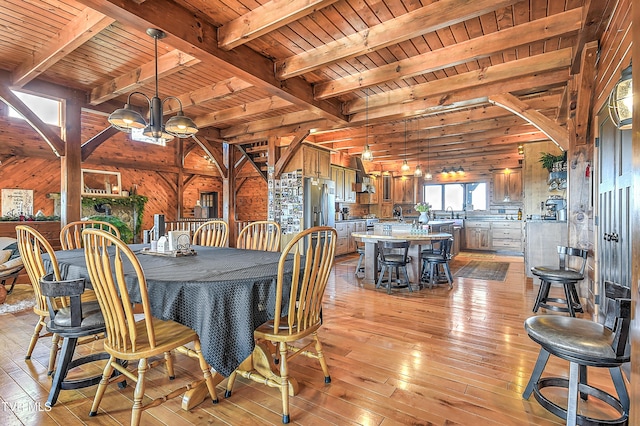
1,188,34,217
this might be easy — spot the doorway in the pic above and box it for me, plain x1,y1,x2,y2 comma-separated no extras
199,192,218,219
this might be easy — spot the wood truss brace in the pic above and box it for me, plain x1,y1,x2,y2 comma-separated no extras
274,130,311,178
488,93,569,151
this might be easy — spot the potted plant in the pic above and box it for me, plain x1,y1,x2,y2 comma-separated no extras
415,202,432,224
539,152,567,172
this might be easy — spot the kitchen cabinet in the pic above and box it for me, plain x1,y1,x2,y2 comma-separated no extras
491,221,524,253
464,221,491,250
493,169,522,203
393,176,415,204
382,175,392,203
331,165,357,203
331,166,344,202
302,146,331,179
357,190,378,204
344,169,357,203
335,220,366,255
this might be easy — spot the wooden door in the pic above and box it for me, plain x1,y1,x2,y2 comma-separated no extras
597,110,632,317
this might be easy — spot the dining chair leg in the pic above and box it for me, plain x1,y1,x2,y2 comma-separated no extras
47,333,61,375
278,341,290,424
164,351,175,380
131,358,149,426
313,333,331,383
89,356,116,417
26,317,45,360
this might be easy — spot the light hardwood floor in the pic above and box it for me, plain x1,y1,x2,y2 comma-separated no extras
0,252,622,425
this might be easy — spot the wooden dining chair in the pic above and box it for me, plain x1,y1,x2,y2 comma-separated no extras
225,226,337,424
60,220,120,250
15,225,66,375
82,229,218,426
192,219,229,247
236,220,281,252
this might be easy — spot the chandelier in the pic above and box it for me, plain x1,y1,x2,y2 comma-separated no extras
108,29,198,140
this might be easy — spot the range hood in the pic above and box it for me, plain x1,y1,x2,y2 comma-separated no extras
350,157,375,193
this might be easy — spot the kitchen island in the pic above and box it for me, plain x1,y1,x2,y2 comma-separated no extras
351,230,452,287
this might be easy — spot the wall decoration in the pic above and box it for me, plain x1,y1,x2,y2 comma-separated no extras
1,189,34,217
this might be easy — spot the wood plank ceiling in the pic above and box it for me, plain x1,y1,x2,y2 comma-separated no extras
0,0,610,176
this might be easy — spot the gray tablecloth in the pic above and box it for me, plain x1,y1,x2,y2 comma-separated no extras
50,244,294,376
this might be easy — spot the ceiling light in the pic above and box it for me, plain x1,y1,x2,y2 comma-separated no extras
414,164,422,177
401,119,410,172
608,62,632,129
401,159,411,172
108,28,198,141
361,88,373,161
441,168,448,175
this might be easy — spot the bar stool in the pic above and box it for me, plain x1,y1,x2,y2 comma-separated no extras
420,238,453,288
522,281,631,426
531,246,588,317
376,240,411,294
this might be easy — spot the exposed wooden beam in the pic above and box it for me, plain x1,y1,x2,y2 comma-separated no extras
275,131,310,176
0,73,65,157
570,0,616,75
81,126,119,161
90,50,199,105
221,110,324,139
164,77,253,114
12,9,115,87
276,0,519,80
313,8,582,99
218,0,338,50
488,93,569,151
344,49,572,114
573,41,598,145
195,96,293,128
74,0,346,123
191,135,227,178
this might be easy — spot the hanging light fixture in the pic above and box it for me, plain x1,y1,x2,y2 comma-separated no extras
401,119,411,172
108,28,198,141
424,130,432,180
608,61,632,129
414,120,422,177
361,88,374,161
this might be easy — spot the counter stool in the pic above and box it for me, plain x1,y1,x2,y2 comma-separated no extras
376,240,411,294
522,280,630,426
531,246,588,317
420,238,453,289
355,239,365,277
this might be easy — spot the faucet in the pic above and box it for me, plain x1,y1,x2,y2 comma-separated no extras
393,204,404,222
446,206,454,219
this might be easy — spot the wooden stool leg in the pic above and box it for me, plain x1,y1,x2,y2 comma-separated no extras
563,284,576,317
523,348,550,399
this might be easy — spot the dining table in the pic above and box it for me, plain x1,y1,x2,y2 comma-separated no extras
48,244,299,409
351,230,453,286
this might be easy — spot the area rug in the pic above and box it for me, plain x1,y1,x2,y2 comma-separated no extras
453,260,509,281
0,285,36,315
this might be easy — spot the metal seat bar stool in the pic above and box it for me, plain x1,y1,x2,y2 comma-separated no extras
376,240,412,294
531,246,587,317
420,237,454,289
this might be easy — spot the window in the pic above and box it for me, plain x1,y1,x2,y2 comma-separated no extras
8,91,61,126
130,128,169,146
423,182,487,211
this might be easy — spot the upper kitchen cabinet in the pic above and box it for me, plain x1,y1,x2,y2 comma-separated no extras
331,165,357,203
493,169,522,203
382,175,392,203
303,146,331,179
331,165,345,202
393,176,415,204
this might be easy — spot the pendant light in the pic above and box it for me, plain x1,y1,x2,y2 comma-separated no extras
361,88,374,161
423,122,431,179
108,28,198,141
414,120,422,177
401,119,410,172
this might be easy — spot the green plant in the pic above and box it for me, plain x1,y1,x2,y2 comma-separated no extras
81,194,147,235
88,215,134,243
539,152,566,171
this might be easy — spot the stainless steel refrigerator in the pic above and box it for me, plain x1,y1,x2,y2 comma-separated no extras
303,177,335,229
